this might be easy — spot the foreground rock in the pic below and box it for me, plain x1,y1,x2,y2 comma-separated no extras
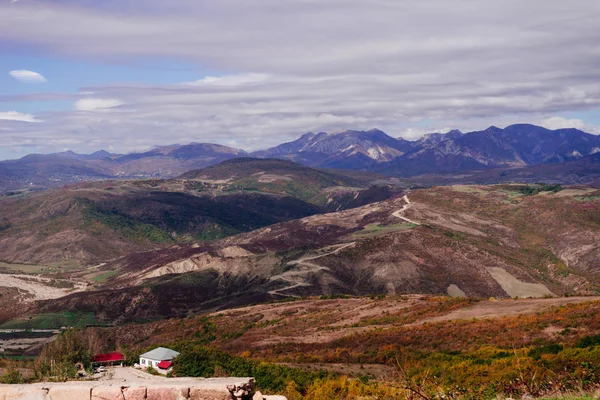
0,377,282,400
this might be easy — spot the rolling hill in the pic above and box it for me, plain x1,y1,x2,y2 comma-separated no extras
28,183,600,323
0,159,399,266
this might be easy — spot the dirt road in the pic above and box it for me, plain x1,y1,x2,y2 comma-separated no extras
268,196,419,298
392,195,421,225
268,242,356,297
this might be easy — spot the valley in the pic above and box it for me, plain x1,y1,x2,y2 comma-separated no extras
4,0,600,396
2,156,600,398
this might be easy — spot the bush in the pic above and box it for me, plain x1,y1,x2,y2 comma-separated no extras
577,334,600,348
0,369,24,384
528,344,564,360
172,345,329,393
145,367,159,375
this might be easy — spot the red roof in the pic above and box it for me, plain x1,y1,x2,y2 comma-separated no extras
92,352,125,363
157,360,173,369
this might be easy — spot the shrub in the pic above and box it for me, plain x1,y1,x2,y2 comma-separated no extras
0,369,24,384
528,344,564,360
172,345,329,393
577,334,600,348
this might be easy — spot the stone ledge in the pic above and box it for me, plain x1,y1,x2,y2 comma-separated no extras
0,377,286,400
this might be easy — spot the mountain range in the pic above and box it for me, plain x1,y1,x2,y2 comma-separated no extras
2,124,600,192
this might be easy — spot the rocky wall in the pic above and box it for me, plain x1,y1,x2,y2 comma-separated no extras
0,377,282,400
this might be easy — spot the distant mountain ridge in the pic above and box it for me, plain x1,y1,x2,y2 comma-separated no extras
2,124,600,191
252,129,414,169
381,124,600,176
0,143,247,191
254,124,600,176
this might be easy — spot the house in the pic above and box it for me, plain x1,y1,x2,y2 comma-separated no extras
139,347,180,374
92,352,125,367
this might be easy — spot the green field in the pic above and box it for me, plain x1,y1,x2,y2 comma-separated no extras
0,312,98,330
352,222,416,238
0,262,46,274
47,260,81,270
92,270,118,283
0,260,83,275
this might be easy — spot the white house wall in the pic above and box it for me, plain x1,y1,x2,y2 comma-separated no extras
139,357,172,375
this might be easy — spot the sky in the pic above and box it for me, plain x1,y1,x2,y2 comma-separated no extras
1,0,600,161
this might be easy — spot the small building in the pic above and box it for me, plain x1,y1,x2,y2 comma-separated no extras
92,352,125,367
139,347,179,375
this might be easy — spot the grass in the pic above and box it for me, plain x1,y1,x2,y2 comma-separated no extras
47,259,81,270
540,397,596,400
0,262,46,274
451,185,488,195
352,222,416,238
91,270,118,283
499,183,563,196
574,195,600,202
0,312,98,330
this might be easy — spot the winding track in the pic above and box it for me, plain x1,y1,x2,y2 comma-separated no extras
269,195,420,298
268,242,356,298
392,195,421,225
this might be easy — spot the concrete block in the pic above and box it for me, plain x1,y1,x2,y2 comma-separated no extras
92,386,125,400
122,387,147,400
146,386,188,400
48,386,92,400
189,387,232,400
0,387,48,400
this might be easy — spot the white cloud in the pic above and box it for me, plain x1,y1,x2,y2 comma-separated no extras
74,98,123,111
542,117,587,131
9,69,46,83
0,111,41,123
1,0,600,154
542,116,600,134
186,73,271,86
399,127,456,140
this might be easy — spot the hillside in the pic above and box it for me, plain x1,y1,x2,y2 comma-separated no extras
30,296,600,398
0,181,322,266
0,159,399,266
179,158,404,204
28,184,600,323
